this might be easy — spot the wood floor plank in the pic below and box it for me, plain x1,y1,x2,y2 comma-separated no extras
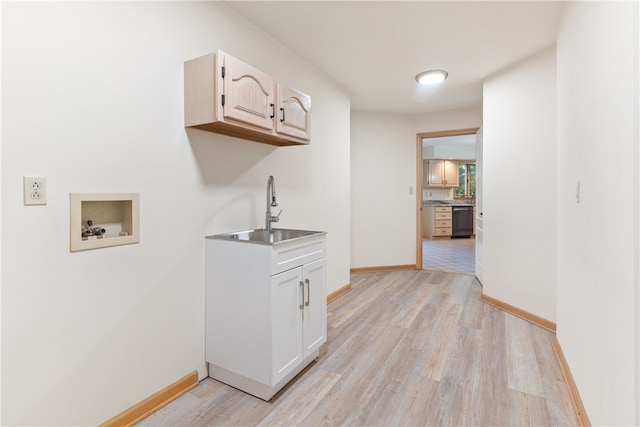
398,375,441,426
442,274,473,305
428,310,483,425
256,369,342,426
505,313,546,397
419,302,463,381
139,270,578,427
457,277,485,330
440,327,481,426
388,274,436,329
137,391,204,427
529,323,580,426
508,390,552,426
469,301,510,426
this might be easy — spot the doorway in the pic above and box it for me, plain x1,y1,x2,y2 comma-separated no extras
415,128,479,273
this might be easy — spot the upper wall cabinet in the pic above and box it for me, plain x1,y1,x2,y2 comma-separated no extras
424,159,459,188
184,50,311,146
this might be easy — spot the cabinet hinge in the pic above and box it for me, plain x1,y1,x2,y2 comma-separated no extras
221,94,225,106
221,66,225,78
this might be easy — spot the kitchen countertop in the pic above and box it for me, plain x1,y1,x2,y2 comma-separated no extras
423,200,475,207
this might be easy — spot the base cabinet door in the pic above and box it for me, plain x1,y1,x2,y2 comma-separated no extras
302,258,327,358
271,258,327,383
271,267,304,385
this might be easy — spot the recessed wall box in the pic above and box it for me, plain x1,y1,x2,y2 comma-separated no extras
70,193,140,252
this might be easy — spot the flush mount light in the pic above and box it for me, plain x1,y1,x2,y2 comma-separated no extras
415,70,448,85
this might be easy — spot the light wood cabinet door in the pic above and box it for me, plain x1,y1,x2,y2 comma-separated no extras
424,159,459,187
276,84,311,141
422,160,430,187
443,160,459,187
184,50,312,146
222,53,275,131
427,160,445,186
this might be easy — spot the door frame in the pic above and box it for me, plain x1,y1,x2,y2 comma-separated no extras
416,128,480,269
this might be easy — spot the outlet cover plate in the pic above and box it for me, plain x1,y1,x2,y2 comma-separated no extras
23,176,47,205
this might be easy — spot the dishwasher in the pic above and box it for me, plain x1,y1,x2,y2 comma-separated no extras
452,206,473,238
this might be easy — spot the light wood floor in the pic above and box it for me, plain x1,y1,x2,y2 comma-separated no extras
140,270,578,426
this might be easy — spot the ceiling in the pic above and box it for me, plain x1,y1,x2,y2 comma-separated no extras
225,1,564,115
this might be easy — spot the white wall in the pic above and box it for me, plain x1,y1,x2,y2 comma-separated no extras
423,188,454,201
413,106,482,134
350,107,481,269
1,2,350,425
421,142,476,201
350,111,415,268
482,46,557,322
428,144,476,160
556,2,639,424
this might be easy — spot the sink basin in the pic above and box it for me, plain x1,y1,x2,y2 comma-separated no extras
210,228,325,245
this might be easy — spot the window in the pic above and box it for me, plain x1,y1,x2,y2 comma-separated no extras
455,163,476,197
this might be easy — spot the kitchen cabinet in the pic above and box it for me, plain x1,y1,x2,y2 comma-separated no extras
423,206,452,238
271,258,326,385
424,159,459,188
276,84,312,141
184,50,311,146
205,233,327,400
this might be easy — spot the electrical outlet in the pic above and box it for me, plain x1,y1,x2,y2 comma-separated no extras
23,176,47,205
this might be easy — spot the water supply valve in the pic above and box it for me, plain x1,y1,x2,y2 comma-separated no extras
81,219,106,238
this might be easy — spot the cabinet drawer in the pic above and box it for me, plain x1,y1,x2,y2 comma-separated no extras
272,236,326,275
436,220,451,228
434,227,452,236
435,206,451,213
435,212,452,220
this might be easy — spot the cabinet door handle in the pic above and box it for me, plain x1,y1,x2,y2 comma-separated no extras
305,278,310,307
299,281,305,310
280,107,285,123
270,103,275,119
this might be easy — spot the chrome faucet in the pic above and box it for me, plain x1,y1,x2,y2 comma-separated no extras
265,175,282,230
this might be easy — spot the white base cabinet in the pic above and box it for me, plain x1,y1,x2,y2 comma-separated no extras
205,233,327,400
271,258,326,385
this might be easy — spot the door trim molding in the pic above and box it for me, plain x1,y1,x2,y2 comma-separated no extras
416,128,480,269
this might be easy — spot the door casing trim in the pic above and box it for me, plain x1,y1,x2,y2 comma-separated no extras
416,128,480,269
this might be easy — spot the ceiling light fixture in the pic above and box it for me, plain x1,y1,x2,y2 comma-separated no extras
415,70,448,85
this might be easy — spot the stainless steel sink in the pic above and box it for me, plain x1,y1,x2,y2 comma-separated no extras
210,228,325,245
